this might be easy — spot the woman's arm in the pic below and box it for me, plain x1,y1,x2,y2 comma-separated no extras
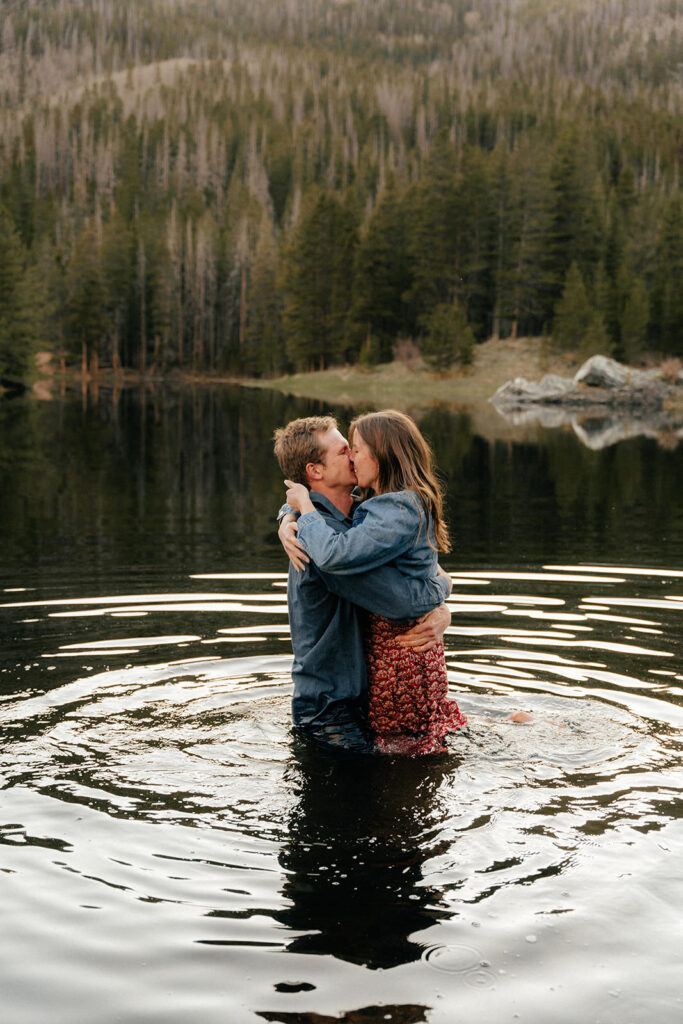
293,492,424,574
278,515,309,572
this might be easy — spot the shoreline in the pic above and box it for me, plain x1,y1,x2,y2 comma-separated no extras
11,338,682,448
25,337,580,408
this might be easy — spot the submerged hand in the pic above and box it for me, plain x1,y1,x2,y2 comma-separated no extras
284,480,313,514
278,516,309,572
396,603,451,653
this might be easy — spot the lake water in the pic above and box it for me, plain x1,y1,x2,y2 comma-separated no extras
1,385,682,1024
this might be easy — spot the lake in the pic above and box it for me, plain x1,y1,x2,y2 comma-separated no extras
1,384,682,1024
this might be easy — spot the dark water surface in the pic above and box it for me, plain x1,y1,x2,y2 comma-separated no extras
1,386,682,1024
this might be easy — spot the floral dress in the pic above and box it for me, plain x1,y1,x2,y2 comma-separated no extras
363,613,467,755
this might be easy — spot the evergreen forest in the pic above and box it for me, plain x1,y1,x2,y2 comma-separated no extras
0,0,681,382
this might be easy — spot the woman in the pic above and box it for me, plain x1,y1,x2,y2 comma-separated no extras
284,409,467,754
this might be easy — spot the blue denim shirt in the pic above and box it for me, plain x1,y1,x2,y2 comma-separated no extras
287,492,450,727
296,490,439,578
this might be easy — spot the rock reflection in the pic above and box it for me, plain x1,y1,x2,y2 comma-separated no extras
492,404,683,450
275,744,459,969
258,1004,430,1024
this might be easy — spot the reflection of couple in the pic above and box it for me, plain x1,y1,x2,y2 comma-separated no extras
273,410,467,755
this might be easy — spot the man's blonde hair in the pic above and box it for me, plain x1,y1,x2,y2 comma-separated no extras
273,415,338,486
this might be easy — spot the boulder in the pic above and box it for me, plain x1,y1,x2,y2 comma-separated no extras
490,352,683,447
491,374,576,405
574,355,630,388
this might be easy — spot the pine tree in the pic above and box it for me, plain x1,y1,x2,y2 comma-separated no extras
149,237,174,372
549,127,601,301
507,138,555,337
405,131,459,323
620,277,650,362
282,188,356,370
488,145,517,339
552,262,593,351
580,312,613,360
351,178,411,359
244,214,283,376
454,144,491,336
100,213,134,372
651,197,683,356
422,300,475,370
65,226,108,374
0,207,42,382
330,189,360,362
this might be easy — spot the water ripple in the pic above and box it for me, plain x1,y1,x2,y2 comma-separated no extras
1,565,682,1023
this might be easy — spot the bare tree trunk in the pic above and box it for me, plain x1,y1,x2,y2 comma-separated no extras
177,287,183,368
91,347,99,405
81,340,88,409
150,334,160,375
112,318,122,376
239,264,248,355
139,239,146,375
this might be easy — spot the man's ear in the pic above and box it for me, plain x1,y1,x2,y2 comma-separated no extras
305,461,323,483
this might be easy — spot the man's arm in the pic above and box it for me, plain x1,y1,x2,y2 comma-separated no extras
396,603,452,652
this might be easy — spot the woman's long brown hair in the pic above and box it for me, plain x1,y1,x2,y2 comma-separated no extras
349,410,451,553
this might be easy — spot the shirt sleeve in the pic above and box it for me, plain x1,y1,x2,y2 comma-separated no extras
296,492,423,574
319,565,451,620
276,503,297,522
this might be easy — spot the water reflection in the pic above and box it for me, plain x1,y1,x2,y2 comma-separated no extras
491,403,683,450
2,387,683,577
277,748,455,969
2,388,683,1023
257,1003,431,1024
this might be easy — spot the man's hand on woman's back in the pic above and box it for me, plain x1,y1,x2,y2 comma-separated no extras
395,603,451,653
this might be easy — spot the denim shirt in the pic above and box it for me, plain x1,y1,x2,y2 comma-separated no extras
286,492,450,727
296,490,439,579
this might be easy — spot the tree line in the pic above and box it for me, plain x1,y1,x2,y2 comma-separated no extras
0,0,681,382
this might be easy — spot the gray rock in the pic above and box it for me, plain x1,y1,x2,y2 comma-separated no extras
490,351,683,447
491,374,576,406
574,355,630,388
536,373,578,396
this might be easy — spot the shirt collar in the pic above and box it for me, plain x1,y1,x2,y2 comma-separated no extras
309,490,354,524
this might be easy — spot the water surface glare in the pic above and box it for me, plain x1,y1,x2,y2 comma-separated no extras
1,564,682,1024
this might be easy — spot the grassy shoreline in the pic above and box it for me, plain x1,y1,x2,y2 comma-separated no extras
245,337,580,411
16,338,682,446
23,337,570,407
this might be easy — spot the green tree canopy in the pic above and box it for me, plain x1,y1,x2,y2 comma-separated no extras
553,262,594,351
0,207,42,382
422,300,475,370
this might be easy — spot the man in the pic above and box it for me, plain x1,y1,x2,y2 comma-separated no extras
273,415,452,753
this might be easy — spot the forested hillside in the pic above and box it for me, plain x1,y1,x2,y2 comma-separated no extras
0,0,681,380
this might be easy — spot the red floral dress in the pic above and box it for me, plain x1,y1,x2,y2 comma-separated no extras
364,613,467,755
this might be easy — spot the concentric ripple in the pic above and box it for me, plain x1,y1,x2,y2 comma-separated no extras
1,565,682,1023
